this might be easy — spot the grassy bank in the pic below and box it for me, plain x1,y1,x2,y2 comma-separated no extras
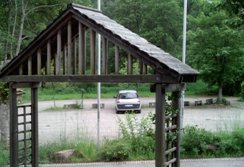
21,83,155,102
0,126,243,165
20,80,218,102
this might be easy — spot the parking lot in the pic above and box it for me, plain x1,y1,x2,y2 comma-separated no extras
37,97,244,144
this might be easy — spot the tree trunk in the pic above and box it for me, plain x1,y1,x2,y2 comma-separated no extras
10,0,18,58
3,0,12,62
15,0,25,56
217,84,223,103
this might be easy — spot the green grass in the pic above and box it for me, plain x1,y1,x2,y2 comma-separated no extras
1,127,243,164
20,83,155,102
18,80,220,103
185,80,217,96
39,139,97,163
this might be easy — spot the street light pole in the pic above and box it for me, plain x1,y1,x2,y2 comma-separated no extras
181,0,188,131
97,0,101,147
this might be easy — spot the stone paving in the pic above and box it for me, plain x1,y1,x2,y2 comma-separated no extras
40,158,244,167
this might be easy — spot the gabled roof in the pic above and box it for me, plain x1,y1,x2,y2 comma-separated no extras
0,4,198,82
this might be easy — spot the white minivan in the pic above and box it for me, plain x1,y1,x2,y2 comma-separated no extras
115,90,141,114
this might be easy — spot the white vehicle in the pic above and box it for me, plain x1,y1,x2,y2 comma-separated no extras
115,90,141,114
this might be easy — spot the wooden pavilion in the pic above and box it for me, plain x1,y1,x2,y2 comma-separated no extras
0,4,198,167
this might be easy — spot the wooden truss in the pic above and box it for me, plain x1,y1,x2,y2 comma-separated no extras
0,4,198,167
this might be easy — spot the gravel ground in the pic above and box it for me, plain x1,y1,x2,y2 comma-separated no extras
39,158,244,167
34,96,244,144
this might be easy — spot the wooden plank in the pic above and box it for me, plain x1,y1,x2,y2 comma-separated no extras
19,64,23,75
63,45,67,75
127,53,132,74
72,14,182,79
73,37,77,74
90,29,96,74
101,37,107,74
155,84,166,167
37,48,41,75
9,83,18,167
1,13,73,77
172,91,181,167
46,40,51,75
28,56,32,75
67,21,72,74
1,74,178,83
31,86,39,166
115,45,119,74
78,23,86,74
56,30,62,75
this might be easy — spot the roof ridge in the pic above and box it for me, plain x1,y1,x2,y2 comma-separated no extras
69,3,101,13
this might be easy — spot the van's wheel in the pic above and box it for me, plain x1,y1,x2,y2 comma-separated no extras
116,110,120,114
136,110,141,114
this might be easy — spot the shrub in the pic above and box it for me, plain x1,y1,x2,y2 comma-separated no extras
181,126,244,158
0,144,9,165
99,139,130,161
241,82,244,100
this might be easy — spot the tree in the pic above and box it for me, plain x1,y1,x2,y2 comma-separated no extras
187,10,244,102
103,0,183,56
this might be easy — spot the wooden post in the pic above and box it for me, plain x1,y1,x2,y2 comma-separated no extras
78,23,86,74
73,37,77,74
19,64,23,75
155,84,166,167
37,49,41,75
9,83,18,167
67,21,72,74
140,61,147,75
172,91,181,167
46,40,51,75
28,56,32,75
115,46,119,74
31,86,39,166
102,37,107,74
90,29,96,74
63,45,67,75
127,54,132,74
56,30,62,75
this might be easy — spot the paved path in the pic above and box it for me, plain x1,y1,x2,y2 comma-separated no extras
40,158,244,167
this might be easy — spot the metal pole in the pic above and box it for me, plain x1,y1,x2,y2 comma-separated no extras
97,0,101,147
181,0,188,131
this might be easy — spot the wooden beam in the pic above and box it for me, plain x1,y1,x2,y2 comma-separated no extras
56,30,62,75
115,46,119,74
12,82,41,89
1,13,73,77
90,29,96,74
1,74,178,83
155,84,166,167
67,21,72,74
72,14,180,78
127,53,132,74
28,56,32,75
46,40,51,75
9,83,18,167
78,23,86,74
37,48,41,75
31,86,39,166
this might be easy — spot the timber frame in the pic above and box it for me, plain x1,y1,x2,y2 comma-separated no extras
0,4,198,167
